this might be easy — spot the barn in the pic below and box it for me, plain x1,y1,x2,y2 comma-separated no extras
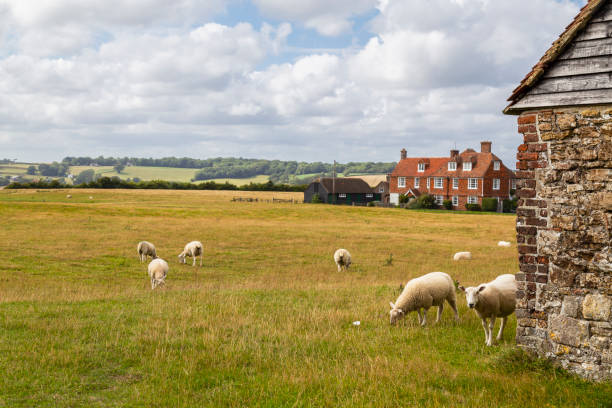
504,0,612,381
303,177,379,205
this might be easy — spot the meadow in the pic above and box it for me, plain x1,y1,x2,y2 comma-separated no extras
0,189,609,407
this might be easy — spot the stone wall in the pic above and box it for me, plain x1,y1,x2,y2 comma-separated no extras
515,106,611,381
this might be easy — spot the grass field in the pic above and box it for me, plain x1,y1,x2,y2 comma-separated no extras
69,166,270,185
0,189,609,407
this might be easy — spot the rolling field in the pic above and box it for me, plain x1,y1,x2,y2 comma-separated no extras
69,166,270,185
0,189,609,407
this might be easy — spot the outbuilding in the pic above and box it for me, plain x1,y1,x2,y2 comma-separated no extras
304,177,379,205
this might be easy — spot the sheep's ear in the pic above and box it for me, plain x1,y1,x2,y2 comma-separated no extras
389,302,395,309
478,285,486,292
458,285,465,292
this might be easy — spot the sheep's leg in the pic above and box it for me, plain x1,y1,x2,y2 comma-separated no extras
436,303,443,323
487,317,496,346
416,309,423,325
448,298,459,321
496,317,507,342
337,264,341,272
421,308,428,326
481,318,489,345
200,254,202,267
151,278,155,290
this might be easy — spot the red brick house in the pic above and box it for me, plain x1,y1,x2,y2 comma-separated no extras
389,142,516,210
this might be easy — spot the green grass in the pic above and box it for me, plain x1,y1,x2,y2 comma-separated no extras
0,189,609,407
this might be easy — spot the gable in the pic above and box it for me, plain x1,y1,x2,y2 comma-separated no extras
505,0,612,114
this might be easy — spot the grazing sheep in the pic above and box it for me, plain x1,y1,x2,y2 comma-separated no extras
497,241,511,247
178,241,203,266
148,258,168,289
137,241,157,263
89,196,93,200
333,249,351,272
458,274,517,346
453,251,472,261
389,272,459,327
66,194,72,199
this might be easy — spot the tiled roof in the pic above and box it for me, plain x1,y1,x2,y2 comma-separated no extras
390,157,448,177
317,177,373,194
505,0,606,110
429,150,507,178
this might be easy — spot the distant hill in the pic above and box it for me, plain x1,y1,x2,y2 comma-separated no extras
61,156,396,185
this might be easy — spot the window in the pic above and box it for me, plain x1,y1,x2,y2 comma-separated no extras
468,196,478,204
418,163,425,172
378,185,385,193
468,178,478,189
434,177,443,189
494,161,500,171
463,162,472,171
511,179,517,190
452,196,458,206
448,162,457,171
435,195,444,205
414,177,420,188
453,178,459,189
493,178,500,190
366,193,373,198
339,193,346,198
427,178,430,188
398,177,406,188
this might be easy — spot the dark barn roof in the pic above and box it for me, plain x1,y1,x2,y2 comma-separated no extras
317,177,373,194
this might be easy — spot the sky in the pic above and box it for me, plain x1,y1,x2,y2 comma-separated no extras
0,0,586,166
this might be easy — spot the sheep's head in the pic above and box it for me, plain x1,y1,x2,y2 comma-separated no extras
389,302,405,325
178,253,186,264
459,285,486,309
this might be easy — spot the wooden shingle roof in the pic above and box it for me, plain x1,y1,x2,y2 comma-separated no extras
504,0,609,114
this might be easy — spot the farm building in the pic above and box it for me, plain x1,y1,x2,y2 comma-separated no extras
388,142,515,210
504,0,612,381
303,177,380,205
346,175,390,204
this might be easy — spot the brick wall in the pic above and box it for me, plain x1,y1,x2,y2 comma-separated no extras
515,107,612,381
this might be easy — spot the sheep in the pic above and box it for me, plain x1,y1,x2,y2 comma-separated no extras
66,194,72,199
89,196,94,200
458,274,517,346
389,271,459,327
178,241,203,266
497,241,511,247
137,241,157,263
453,251,472,261
148,258,168,289
333,249,351,272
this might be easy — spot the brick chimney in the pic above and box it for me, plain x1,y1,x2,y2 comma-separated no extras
450,149,459,158
401,148,407,160
481,141,492,153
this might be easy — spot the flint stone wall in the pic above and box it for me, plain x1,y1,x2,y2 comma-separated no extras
515,106,612,381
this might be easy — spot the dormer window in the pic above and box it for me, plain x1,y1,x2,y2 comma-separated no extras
448,162,457,171
418,163,425,172
463,162,472,171
494,161,500,171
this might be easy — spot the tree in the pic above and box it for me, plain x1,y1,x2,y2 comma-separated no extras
75,169,95,184
26,165,37,175
114,164,125,174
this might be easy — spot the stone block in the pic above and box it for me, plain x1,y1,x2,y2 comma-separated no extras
556,114,577,130
582,294,612,321
580,109,600,118
549,314,589,347
561,296,581,318
541,130,571,141
589,336,610,351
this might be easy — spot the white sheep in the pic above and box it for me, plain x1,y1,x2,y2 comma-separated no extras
453,251,472,261
333,249,351,272
66,194,72,199
389,271,459,327
178,241,203,266
89,196,94,200
458,274,517,346
148,258,168,290
497,241,511,247
137,241,157,263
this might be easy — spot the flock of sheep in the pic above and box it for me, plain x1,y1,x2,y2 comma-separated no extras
137,242,516,346
335,247,517,347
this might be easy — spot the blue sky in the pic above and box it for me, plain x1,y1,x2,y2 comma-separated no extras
0,0,585,167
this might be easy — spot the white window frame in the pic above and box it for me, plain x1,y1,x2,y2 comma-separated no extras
448,162,457,171
378,185,385,193
468,196,478,204
511,179,516,190
339,193,347,198
453,178,459,189
452,196,458,206
366,193,373,198
494,161,500,171
418,163,425,172
434,177,443,189
493,178,500,190
463,162,472,171
427,178,430,188
398,177,406,188
435,195,444,205
414,177,420,188
468,178,478,190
